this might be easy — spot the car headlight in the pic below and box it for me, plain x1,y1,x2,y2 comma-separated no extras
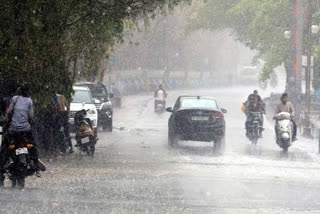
88,109,96,115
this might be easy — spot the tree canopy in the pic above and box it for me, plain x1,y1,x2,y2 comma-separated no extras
187,0,292,81
0,0,188,107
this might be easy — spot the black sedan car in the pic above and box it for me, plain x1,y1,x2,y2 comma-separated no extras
166,96,227,149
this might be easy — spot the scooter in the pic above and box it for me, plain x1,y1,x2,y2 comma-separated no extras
155,100,166,114
274,112,293,153
74,109,98,157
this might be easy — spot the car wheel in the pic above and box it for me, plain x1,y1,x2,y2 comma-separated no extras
168,129,179,146
214,137,225,153
102,122,108,131
17,178,25,189
11,178,16,188
108,120,113,132
102,120,113,132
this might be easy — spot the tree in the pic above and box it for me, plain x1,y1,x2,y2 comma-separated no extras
0,0,189,107
187,0,291,82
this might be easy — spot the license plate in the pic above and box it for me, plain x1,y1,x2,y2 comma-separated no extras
192,116,209,121
82,136,90,144
16,147,28,155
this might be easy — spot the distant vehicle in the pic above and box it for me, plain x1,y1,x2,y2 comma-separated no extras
75,82,113,132
155,101,166,114
238,66,259,85
69,86,98,134
166,96,227,151
110,84,122,108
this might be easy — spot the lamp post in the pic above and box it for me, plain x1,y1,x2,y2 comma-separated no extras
302,0,317,138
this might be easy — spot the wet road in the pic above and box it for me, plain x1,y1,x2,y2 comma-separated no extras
1,88,320,214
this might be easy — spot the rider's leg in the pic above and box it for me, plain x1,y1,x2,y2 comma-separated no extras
62,111,73,153
26,131,41,177
245,116,251,136
259,117,264,137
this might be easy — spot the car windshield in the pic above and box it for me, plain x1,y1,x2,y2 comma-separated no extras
91,87,107,98
72,90,93,104
180,98,218,110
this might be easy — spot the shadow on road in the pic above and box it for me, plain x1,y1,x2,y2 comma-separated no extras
168,141,224,157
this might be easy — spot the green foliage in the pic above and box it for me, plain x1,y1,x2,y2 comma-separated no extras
0,0,187,108
188,0,291,81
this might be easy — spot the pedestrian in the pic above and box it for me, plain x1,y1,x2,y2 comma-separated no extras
53,92,73,153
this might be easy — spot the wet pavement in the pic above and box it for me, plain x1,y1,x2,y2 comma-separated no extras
1,88,320,214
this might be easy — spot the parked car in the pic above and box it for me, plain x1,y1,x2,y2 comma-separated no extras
166,96,227,150
75,82,113,132
110,84,122,108
69,86,98,134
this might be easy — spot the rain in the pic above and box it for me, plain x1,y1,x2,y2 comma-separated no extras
1,0,320,213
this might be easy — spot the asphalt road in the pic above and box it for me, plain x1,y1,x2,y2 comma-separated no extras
1,88,320,214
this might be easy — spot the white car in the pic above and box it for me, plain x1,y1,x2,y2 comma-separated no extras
69,86,98,132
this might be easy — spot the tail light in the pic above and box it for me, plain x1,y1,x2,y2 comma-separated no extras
9,145,15,150
212,112,224,119
175,111,184,118
26,144,34,149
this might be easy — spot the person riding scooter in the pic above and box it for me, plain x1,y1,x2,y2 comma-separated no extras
274,93,297,141
245,94,264,137
154,84,167,112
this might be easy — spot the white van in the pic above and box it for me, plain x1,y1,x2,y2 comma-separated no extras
69,86,98,132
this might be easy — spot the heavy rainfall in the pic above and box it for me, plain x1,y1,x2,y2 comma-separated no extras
1,0,320,213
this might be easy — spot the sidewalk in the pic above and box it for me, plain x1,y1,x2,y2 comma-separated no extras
294,134,320,162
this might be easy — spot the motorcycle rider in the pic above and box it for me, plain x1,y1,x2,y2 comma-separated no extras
274,93,297,141
154,84,167,111
251,90,266,113
6,85,40,178
245,94,264,137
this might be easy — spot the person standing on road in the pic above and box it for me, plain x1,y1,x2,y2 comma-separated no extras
53,92,73,153
274,93,297,141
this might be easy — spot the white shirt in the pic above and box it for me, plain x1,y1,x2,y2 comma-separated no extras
155,90,165,101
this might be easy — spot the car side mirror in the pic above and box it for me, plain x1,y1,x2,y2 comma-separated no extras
109,93,114,98
94,99,101,104
166,107,173,112
221,108,227,113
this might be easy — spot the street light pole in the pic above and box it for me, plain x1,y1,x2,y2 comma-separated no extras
303,0,312,137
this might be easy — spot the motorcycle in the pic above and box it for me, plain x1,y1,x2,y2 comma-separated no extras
74,109,98,157
5,133,46,188
274,112,292,153
155,100,166,114
247,111,263,144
